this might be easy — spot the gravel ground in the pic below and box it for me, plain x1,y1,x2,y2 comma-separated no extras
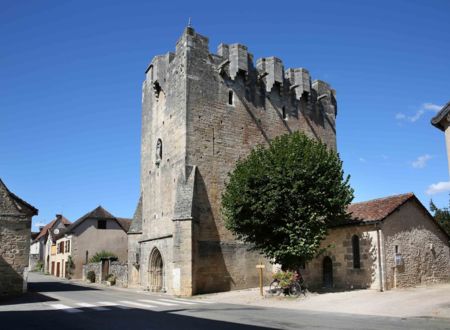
200,284,450,319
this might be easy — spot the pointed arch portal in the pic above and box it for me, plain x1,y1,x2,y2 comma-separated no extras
149,248,164,292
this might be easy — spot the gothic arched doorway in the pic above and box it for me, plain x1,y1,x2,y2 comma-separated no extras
149,248,164,292
323,256,333,288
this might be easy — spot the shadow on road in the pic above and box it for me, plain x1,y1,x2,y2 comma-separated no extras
0,292,58,306
28,281,100,293
0,306,277,330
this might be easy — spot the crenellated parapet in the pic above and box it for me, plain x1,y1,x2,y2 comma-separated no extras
313,80,337,116
256,57,284,93
286,68,311,100
215,39,335,118
143,26,338,139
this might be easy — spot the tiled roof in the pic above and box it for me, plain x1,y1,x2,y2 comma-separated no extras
431,101,450,131
35,215,72,241
346,193,414,223
65,205,130,234
116,217,132,232
35,219,57,241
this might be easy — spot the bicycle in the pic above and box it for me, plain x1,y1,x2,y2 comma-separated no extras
268,276,307,297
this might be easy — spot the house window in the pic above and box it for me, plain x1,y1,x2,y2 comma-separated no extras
228,90,234,105
65,240,70,253
352,235,361,269
85,251,89,264
98,220,107,229
59,241,64,254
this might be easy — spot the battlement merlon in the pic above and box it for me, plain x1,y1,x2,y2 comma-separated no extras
313,80,337,116
143,27,337,113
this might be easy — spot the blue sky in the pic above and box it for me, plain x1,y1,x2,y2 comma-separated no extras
1,0,449,230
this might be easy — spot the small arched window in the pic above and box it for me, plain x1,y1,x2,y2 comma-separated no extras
352,235,360,269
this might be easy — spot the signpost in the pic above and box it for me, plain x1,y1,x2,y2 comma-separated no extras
256,263,265,296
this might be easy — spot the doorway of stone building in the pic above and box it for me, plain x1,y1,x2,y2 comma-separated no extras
56,262,60,277
51,261,55,275
149,248,164,292
323,256,333,288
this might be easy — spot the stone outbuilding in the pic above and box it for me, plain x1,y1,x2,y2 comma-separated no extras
302,193,450,291
0,179,38,297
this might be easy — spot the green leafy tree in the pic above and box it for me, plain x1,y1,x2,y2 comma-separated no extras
430,199,450,236
222,132,354,269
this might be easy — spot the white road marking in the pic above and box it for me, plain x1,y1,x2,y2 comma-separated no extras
174,298,214,304
138,299,176,306
76,302,109,311
119,300,157,308
158,298,196,305
49,304,83,313
97,301,131,309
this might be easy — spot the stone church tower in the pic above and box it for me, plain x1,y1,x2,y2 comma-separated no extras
128,27,338,295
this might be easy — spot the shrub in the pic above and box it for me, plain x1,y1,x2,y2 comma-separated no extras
106,274,116,285
34,261,44,272
88,250,118,263
87,270,96,283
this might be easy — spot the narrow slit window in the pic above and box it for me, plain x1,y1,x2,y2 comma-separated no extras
352,235,361,269
228,90,233,105
282,106,287,120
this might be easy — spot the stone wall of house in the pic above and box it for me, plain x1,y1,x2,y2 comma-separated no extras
381,201,450,289
110,261,128,287
0,217,31,297
301,225,381,291
135,27,337,295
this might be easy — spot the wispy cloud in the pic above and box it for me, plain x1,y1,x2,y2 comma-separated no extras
411,154,432,169
396,102,442,123
426,181,450,195
33,221,46,229
359,157,366,163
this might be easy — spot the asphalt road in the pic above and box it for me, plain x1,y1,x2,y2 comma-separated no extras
0,273,448,330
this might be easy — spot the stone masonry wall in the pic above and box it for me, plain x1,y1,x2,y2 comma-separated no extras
301,225,380,290
82,262,101,283
184,28,337,293
381,200,450,289
136,27,338,295
0,217,31,296
110,261,128,287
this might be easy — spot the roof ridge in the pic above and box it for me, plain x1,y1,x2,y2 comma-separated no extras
350,192,414,206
